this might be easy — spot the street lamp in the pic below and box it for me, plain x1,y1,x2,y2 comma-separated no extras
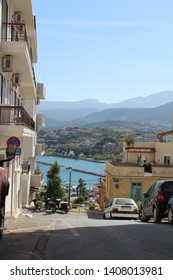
68,167,72,206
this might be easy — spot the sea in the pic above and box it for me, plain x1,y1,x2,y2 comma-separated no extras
36,156,106,190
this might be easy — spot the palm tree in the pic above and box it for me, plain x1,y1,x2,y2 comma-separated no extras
125,136,134,147
77,178,86,197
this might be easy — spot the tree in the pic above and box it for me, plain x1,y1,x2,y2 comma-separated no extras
77,178,87,197
125,136,134,147
46,161,65,199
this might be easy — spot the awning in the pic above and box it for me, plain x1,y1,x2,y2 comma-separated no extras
125,147,155,153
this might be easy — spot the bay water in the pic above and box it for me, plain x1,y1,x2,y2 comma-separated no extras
37,156,106,189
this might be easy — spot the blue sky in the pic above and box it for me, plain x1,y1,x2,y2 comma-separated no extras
32,0,173,103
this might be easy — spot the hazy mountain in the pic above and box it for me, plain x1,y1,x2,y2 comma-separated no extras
115,90,173,108
43,101,173,129
79,101,173,125
38,91,173,128
39,90,173,123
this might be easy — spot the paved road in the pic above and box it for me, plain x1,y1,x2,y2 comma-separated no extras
0,208,173,260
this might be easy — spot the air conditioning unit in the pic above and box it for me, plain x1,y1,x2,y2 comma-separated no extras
2,55,13,72
14,11,23,23
22,160,30,174
12,73,21,86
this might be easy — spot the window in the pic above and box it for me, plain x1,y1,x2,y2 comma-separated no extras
146,183,156,196
164,155,170,165
115,198,136,205
131,182,142,186
0,74,6,104
2,0,8,23
161,182,173,193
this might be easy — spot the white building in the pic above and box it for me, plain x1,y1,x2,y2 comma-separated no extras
0,0,46,217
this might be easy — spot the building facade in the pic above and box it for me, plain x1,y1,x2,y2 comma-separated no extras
0,0,45,216
100,114,173,208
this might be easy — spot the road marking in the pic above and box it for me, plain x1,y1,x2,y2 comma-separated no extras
5,221,80,236
60,219,80,236
5,224,55,234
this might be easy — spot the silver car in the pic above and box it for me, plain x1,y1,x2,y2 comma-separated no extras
167,195,173,225
104,198,139,219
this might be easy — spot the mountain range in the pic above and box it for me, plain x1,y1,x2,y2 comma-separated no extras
38,90,173,129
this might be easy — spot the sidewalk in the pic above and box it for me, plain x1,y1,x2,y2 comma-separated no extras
4,208,36,232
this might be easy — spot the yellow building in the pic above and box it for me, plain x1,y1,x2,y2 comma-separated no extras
100,114,173,208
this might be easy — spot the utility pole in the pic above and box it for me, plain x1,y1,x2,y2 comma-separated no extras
68,167,72,206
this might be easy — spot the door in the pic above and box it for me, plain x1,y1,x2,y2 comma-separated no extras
130,183,143,203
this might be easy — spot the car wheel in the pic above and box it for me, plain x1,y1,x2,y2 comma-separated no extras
153,207,162,223
168,207,173,225
139,208,150,222
103,213,106,219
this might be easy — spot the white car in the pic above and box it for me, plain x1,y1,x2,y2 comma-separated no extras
104,198,139,219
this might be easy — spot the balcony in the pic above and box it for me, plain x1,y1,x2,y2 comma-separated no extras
1,22,36,99
36,114,45,127
35,143,45,156
0,105,35,130
37,83,46,100
30,172,44,191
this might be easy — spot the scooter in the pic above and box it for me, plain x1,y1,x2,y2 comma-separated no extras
55,199,69,214
48,198,69,214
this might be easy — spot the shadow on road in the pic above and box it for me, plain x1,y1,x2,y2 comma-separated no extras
0,212,172,260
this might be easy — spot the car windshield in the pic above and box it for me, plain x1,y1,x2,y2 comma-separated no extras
115,198,136,205
161,182,173,193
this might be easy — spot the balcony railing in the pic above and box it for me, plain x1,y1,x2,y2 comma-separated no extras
2,22,28,42
2,22,35,78
0,105,35,130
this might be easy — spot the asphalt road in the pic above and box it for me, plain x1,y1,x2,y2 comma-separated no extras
0,208,173,260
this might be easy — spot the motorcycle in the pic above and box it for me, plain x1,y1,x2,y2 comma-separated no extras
45,198,69,214
33,197,69,214
54,199,69,214
45,198,56,213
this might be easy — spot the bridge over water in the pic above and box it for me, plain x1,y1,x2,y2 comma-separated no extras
37,161,106,178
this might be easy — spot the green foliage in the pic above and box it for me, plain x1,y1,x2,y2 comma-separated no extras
46,161,65,199
73,196,85,204
46,161,61,180
88,203,95,210
125,136,134,147
72,204,80,209
77,178,87,197
35,165,41,174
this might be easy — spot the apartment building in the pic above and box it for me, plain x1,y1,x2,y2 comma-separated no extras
100,113,173,208
0,0,45,216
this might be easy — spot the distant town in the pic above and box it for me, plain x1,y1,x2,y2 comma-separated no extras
37,126,167,162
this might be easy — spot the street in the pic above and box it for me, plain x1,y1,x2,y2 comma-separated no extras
0,208,173,260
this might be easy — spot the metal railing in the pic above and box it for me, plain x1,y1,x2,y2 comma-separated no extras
0,105,35,130
2,22,28,43
2,22,36,84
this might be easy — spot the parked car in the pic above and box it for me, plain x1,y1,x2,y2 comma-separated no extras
167,195,173,225
139,180,173,223
103,198,139,219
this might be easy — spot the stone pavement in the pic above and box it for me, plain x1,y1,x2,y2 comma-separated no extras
4,207,41,232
